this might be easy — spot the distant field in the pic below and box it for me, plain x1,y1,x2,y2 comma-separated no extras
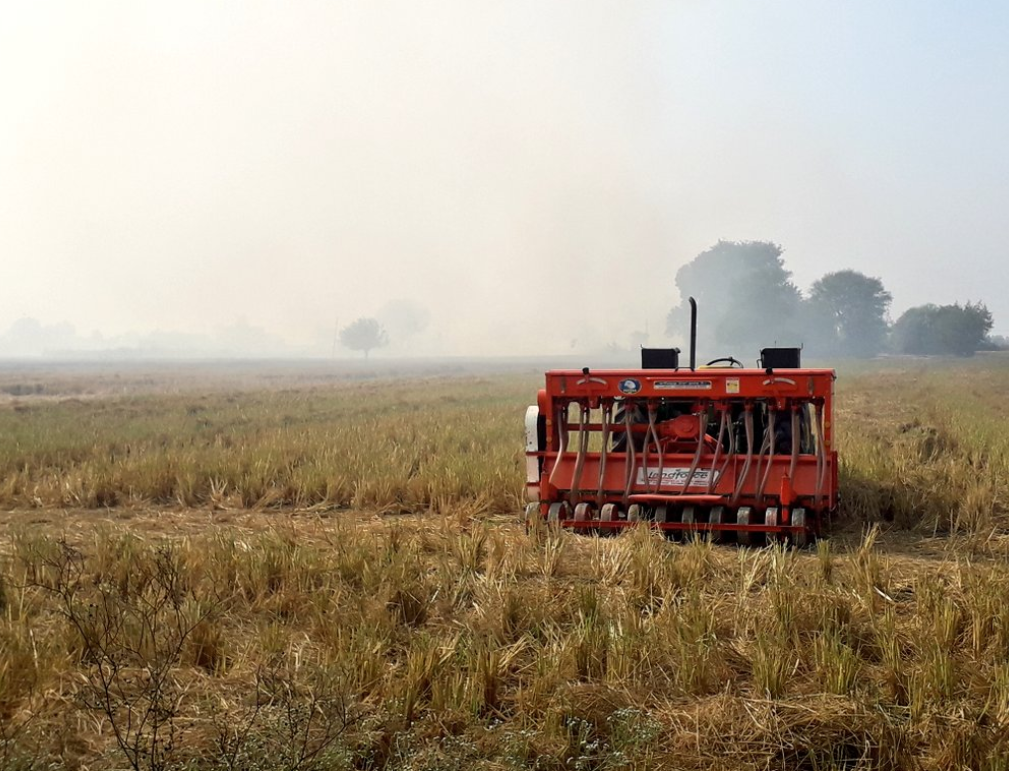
0,364,533,513
2,357,1008,534
2,357,1009,769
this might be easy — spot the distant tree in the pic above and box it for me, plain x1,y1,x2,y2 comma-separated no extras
936,302,994,355
339,318,389,359
891,302,993,356
890,305,934,355
376,299,431,348
891,304,936,357
985,334,1009,351
629,330,649,349
667,240,802,357
806,270,892,358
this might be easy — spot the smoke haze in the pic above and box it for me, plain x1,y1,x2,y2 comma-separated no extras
2,1,1007,357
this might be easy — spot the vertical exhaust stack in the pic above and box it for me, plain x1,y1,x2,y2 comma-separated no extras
689,297,697,371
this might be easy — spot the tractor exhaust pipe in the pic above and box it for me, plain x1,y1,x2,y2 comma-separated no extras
689,297,697,371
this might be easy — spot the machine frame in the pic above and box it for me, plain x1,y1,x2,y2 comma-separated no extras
525,365,838,545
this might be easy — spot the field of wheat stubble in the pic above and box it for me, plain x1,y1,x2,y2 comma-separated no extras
2,358,1009,770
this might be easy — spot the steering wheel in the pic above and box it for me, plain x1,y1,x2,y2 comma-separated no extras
705,357,743,368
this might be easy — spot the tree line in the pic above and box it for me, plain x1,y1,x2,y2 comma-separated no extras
667,240,995,360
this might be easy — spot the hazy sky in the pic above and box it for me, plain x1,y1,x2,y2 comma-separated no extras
2,1,1007,356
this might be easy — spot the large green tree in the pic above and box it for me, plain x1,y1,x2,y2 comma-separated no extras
667,240,802,359
891,302,993,356
806,270,892,358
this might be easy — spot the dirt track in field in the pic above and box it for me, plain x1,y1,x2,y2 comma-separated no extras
0,506,390,543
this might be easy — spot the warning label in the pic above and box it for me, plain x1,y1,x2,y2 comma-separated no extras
653,380,712,391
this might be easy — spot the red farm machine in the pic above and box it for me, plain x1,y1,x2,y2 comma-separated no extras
524,299,837,545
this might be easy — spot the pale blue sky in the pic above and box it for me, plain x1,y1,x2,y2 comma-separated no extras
1,1,1006,355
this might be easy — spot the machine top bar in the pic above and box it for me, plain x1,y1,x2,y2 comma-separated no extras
543,368,835,400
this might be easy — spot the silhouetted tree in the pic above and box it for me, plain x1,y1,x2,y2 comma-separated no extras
891,302,993,356
339,318,389,359
806,270,892,357
667,241,801,358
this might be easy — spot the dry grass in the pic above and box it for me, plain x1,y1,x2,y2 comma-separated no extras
835,358,1009,536
4,518,1009,769
0,374,527,513
0,358,1009,768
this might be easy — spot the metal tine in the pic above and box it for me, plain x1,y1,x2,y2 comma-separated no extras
755,407,776,505
547,403,569,491
731,406,754,506
570,402,590,505
681,408,709,493
815,402,827,507
707,406,729,494
597,402,612,507
622,405,636,506
640,401,650,496
646,402,664,494
789,403,800,489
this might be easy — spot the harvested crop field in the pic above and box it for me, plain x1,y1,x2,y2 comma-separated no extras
2,357,1009,770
